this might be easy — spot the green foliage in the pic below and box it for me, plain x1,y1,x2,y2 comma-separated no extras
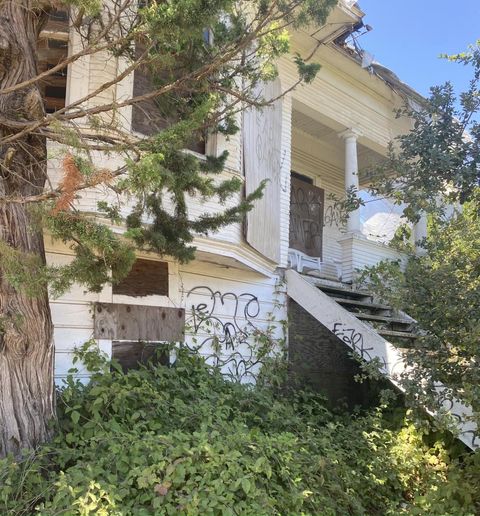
0,240,50,297
0,347,479,515
123,148,266,263
357,258,407,311
357,193,480,429
45,212,137,296
368,42,480,221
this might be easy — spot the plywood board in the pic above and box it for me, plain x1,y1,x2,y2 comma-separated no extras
243,78,282,263
94,303,185,342
113,259,169,297
289,177,324,258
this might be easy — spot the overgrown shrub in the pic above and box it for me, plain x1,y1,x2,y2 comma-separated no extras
1,348,479,515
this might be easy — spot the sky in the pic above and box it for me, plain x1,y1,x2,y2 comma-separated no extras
356,0,480,98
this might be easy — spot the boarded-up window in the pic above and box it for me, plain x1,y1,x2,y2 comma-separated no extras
243,78,282,263
112,341,169,372
38,10,69,113
131,46,206,154
94,303,185,341
113,259,169,297
289,176,325,258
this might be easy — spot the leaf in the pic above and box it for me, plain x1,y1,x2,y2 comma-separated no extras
71,411,80,425
241,478,251,495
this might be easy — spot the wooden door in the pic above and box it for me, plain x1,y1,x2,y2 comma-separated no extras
289,176,324,258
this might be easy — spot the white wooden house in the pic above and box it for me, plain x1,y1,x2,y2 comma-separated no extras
41,1,478,449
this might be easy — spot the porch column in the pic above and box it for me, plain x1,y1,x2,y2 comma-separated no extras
413,211,428,255
339,129,362,234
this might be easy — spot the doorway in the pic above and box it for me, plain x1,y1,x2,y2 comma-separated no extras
289,173,325,258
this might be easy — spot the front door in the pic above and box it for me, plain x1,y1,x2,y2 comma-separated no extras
289,174,325,258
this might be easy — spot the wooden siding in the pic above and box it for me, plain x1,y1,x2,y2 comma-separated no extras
47,243,287,384
338,234,408,283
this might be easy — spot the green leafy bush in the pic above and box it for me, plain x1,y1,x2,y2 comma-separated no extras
1,348,479,515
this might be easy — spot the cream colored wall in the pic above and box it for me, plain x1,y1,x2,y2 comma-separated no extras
63,15,413,275
279,42,412,154
60,37,274,274
280,38,414,277
338,233,408,283
46,239,286,384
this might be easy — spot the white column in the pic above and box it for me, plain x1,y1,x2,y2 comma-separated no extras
339,129,362,234
413,212,428,255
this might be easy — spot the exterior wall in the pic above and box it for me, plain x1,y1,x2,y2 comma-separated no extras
288,300,378,408
47,238,287,384
339,233,408,283
179,261,286,381
48,9,416,382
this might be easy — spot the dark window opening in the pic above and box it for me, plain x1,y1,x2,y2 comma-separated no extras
49,9,69,24
113,259,169,298
44,85,67,99
112,341,170,372
132,45,206,154
38,10,69,113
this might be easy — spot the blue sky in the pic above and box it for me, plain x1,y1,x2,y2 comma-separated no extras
356,0,480,97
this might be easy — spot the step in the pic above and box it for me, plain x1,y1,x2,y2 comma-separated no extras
355,312,413,325
316,283,373,300
377,329,418,340
332,297,391,311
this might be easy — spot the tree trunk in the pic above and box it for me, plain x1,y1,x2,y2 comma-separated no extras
0,1,54,457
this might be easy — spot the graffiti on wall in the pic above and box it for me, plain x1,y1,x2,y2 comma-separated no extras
185,286,267,382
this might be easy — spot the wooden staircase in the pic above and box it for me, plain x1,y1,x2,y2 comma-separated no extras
314,281,418,344
285,269,479,450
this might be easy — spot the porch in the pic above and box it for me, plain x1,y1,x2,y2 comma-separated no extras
287,101,427,283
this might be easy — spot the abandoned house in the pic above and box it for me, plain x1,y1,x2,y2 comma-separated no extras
40,1,478,450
